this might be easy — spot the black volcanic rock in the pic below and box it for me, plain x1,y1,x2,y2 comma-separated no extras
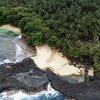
0,58,100,100
46,69,100,100
0,58,48,92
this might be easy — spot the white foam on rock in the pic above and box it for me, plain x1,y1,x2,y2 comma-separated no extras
15,44,23,62
0,84,64,100
3,59,11,63
13,35,27,63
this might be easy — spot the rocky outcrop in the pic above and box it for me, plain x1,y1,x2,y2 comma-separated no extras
46,69,100,100
0,58,100,100
0,58,48,92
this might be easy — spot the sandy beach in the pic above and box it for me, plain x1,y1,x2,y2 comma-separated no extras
31,45,84,76
0,24,21,33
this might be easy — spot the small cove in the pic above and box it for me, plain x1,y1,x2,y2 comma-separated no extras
0,28,66,100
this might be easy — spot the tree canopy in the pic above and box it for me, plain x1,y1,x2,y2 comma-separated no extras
0,0,100,73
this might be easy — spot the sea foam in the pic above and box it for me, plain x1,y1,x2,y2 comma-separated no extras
0,84,66,100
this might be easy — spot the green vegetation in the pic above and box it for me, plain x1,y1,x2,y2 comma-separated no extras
0,0,100,73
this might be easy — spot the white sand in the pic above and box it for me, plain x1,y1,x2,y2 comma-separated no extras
31,45,84,76
1,24,21,33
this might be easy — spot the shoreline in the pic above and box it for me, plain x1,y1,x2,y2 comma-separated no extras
0,24,21,34
0,24,94,83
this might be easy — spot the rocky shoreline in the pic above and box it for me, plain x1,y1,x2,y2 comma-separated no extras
0,58,48,93
46,69,100,100
0,58,100,100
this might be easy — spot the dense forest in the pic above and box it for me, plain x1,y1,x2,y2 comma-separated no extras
0,0,100,74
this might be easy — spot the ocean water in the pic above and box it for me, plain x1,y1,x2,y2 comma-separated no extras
0,29,66,100
0,84,66,100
